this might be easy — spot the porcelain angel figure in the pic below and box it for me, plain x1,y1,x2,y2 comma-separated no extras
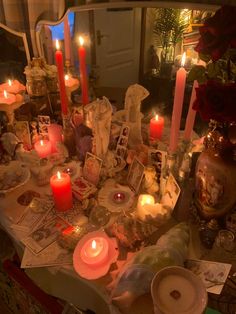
85,96,112,159
124,84,149,148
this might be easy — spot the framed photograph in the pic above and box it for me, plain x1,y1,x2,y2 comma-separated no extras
127,157,145,194
83,152,103,186
161,173,180,210
13,121,31,150
38,115,50,134
148,149,167,183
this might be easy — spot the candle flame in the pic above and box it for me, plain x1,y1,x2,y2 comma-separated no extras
57,171,61,179
40,140,43,146
181,52,186,67
55,39,60,50
65,74,69,81
155,114,159,121
92,240,96,249
8,79,12,86
79,36,84,46
3,90,7,98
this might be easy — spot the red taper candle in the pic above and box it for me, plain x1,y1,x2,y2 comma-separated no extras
78,36,89,105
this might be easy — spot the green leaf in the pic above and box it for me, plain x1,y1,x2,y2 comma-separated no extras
207,62,221,79
187,65,206,84
199,53,211,63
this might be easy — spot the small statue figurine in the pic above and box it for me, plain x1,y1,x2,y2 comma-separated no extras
124,84,149,148
85,96,112,159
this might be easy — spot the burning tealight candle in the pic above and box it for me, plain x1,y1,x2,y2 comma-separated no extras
150,114,164,140
64,74,79,88
34,139,52,158
80,237,109,266
50,171,73,212
113,192,126,203
0,79,25,94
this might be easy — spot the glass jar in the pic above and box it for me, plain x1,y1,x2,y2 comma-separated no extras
26,75,47,97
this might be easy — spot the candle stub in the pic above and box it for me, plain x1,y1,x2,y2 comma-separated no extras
80,237,109,266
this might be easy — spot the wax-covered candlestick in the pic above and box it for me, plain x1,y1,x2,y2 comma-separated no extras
183,80,198,141
50,171,72,212
55,40,69,115
80,237,109,266
78,36,89,105
0,79,25,94
34,139,52,158
169,53,187,153
0,90,16,104
150,114,164,140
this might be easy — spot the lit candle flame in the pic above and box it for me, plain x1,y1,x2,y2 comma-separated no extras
92,240,96,250
3,90,7,98
79,36,84,46
65,74,69,81
8,79,12,86
181,52,186,67
40,140,44,146
117,193,121,198
155,114,159,121
55,39,60,50
57,171,61,179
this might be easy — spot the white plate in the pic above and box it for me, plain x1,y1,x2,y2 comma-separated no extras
0,161,30,193
151,266,208,314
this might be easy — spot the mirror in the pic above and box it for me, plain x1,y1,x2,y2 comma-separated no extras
0,22,30,84
36,2,218,134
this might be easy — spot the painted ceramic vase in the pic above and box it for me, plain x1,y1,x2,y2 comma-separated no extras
195,122,236,219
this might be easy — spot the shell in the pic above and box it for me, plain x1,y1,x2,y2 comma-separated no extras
106,214,157,249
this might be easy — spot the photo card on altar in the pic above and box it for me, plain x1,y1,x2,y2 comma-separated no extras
161,173,180,210
13,121,31,150
148,148,167,183
83,152,103,186
38,115,50,134
127,157,145,194
116,124,130,159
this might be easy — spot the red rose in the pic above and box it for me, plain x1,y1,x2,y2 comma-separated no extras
193,81,236,122
195,6,236,61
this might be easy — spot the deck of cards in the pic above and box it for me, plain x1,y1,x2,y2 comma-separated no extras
72,176,97,201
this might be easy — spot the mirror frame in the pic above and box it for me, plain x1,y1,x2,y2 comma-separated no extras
0,22,31,65
35,1,219,58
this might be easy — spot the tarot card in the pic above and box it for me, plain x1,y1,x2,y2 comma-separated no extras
13,121,31,150
22,216,70,254
21,242,72,268
72,176,97,201
127,157,145,194
115,124,130,158
160,173,180,210
83,152,103,186
186,259,232,294
38,115,50,134
11,197,54,233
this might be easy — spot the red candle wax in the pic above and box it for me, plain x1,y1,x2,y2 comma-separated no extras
55,40,69,115
78,36,89,105
34,139,52,158
50,171,73,212
150,114,164,140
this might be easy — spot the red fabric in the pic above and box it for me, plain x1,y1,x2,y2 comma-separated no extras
3,259,63,314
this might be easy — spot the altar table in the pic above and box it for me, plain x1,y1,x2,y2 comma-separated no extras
0,174,235,314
